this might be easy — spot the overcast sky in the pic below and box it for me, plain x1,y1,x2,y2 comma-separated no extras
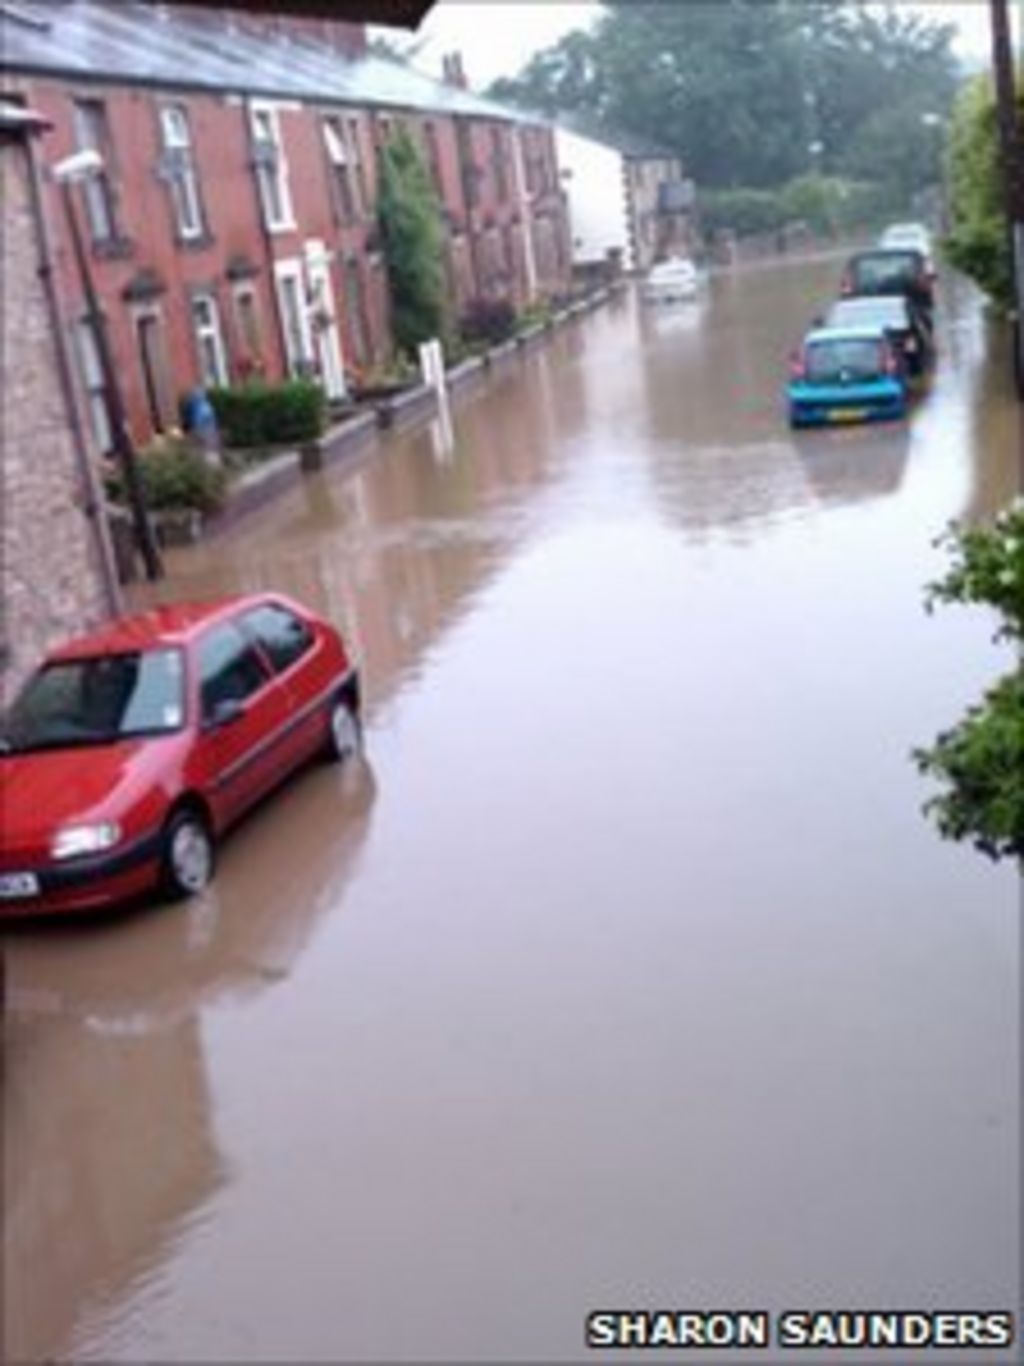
377,2,1014,90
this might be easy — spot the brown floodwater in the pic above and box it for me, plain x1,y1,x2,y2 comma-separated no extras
3,257,1020,1363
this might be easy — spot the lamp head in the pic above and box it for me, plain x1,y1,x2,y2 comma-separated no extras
52,148,104,183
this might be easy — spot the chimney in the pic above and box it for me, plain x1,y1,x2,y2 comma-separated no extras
442,50,468,90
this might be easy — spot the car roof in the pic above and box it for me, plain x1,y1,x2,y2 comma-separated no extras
829,295,910,316
849,247,924,263
46,594,294,660
804,324,888,345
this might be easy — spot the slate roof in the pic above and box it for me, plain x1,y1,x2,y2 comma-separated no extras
0,0,539,125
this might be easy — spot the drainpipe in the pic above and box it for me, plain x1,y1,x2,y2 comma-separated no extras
23,130,122,616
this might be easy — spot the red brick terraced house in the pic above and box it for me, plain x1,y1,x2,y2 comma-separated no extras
0,0,571,457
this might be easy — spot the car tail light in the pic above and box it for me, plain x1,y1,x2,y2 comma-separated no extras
840,273,853,295
882,343,900,377
789,350,806,379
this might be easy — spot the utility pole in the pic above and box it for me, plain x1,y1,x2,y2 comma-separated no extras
989,0,1024,397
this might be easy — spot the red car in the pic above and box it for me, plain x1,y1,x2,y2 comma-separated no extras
0,594,361,916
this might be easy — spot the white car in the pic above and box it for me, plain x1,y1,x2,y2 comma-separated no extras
879,223,936,276
642,255,701,303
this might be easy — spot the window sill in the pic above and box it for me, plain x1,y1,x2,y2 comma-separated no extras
265,220,298,236
92,236,134,262
177,230,216,253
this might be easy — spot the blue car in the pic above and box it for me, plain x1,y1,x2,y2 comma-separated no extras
787,325,907,428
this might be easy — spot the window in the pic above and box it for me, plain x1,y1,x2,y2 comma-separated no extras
159,104,204,240
343,258,370,367
250,104,294,231
233,285,263,366
424,122,443,199
75,319,112,454
275,262,314,376
323,117,359,223
72,101,118,243
198,623,269,722
348,118,368,210
191,292,228,389
242,603,313,674
491,126,508,203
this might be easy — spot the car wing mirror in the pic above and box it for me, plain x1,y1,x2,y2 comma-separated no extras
206,697,245,730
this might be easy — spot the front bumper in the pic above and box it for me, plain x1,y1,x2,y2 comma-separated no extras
0,829,162,916
787,379,906,427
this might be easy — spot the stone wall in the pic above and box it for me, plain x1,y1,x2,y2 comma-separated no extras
1,133,113,702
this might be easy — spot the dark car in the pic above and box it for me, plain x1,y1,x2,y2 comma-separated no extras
824,295,933,377
840,248,934,315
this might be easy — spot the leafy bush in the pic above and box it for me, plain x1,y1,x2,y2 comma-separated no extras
944,75,1022,312
459,297,518,346
108,436,226,514
914,502,1024,860
377,128,447,355
701,176,890,241
700,187,787,238
208,380,326,450
915,674,1024,861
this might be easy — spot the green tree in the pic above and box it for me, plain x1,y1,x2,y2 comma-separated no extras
944,76,1019,311
914,503,1024,861
488,1,958,197
377,128,447,357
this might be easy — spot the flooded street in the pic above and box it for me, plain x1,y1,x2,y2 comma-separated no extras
3,255,1020,1362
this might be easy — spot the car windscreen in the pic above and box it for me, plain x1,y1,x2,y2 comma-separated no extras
852,253,921,290
1,649,185,752
805,338,885,382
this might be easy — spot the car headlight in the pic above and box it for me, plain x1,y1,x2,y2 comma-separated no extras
51,822,122,862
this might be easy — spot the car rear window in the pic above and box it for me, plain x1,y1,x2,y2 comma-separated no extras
805,338,885,382
241,603,314,674
829,299,909,329
852,253,922,290
3,649,185,752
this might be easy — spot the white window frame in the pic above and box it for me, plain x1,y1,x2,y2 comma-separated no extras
191,292,229,389
274,259,314,377
74,318,113,454
250,102,296,233
73,101,117,243
160,104,204,241
323,117,360,222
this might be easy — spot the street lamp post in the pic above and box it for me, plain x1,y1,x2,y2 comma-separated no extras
52,149,162,580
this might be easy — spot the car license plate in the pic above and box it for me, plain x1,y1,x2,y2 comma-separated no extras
829,408,867,422
0,872,40,900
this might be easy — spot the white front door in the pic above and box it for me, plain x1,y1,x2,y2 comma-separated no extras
304,243,346,402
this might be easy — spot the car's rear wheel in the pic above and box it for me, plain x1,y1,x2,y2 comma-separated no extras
326,697,363,764
160,807,214,900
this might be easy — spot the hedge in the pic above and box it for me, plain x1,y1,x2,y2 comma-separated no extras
106,436,226,514
208,379,327,450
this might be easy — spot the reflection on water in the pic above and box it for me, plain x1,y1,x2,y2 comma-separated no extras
3,255,1019,1364
3,763,376,1364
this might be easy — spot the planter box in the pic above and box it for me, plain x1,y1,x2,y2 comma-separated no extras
152,507,204,547
515,323,546,349
376,383,438,430
316,409,378,467
210,451,301,531
446,355,487,392
487,338,519,365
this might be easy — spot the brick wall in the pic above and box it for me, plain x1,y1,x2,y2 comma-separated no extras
1,134,112,700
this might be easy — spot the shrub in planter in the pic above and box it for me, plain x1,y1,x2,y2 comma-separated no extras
459,297,517,347
107,436,226,515
208,379,327,450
